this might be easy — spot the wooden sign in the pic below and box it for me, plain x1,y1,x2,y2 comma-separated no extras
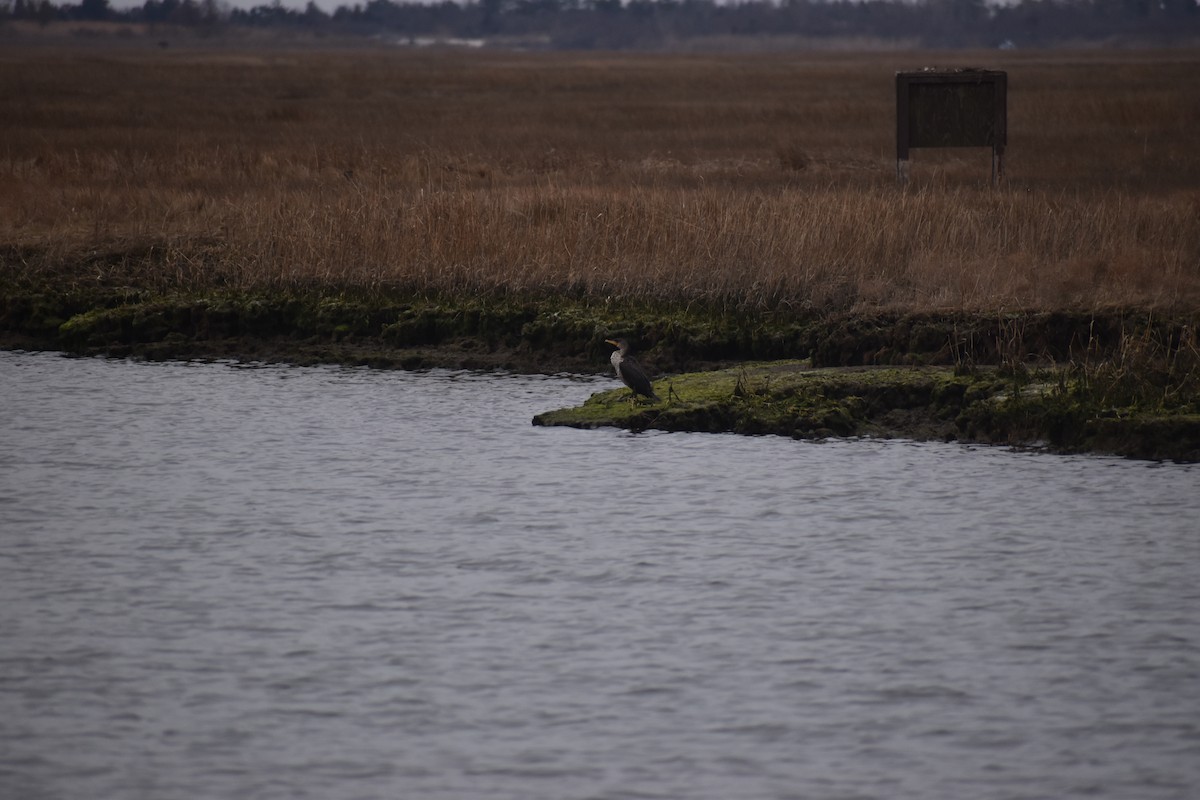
896,69,1007,185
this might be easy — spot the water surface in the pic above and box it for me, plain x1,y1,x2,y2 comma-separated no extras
1,350,1198,800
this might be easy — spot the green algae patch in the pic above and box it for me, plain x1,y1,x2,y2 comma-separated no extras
533,362,1200,461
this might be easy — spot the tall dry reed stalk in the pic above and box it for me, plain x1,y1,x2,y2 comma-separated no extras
2,47,1199,311
203,182,1196,311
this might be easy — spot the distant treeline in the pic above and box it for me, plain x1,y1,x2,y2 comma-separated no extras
4,0,1199,48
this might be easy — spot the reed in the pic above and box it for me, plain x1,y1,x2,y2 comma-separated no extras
1063,320,1200,413
2,46,1199,312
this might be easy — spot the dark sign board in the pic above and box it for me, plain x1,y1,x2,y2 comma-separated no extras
896,69,1007,184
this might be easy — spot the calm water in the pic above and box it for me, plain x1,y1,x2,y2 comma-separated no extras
1,350,1198,800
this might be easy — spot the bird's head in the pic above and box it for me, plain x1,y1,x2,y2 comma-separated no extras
605,338,630,352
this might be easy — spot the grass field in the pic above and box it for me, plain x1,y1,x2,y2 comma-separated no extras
2,45,1199,312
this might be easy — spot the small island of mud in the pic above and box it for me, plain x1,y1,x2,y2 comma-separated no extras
533,361,1200,462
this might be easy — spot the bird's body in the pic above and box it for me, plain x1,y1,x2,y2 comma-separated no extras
605,338,659,402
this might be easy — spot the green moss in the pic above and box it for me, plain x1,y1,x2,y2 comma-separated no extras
537,363,968,435
59,305,130,346
534,362,1200,461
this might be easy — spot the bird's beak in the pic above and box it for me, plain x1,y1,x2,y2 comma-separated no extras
604,339,618,347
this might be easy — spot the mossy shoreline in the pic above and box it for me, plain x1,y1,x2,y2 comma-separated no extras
3,284,1191,370
534,363,1200,462
3,285,1198,461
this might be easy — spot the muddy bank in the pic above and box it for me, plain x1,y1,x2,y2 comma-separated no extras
3,287,1197,460
2,286,1193,372
533,363,1200,462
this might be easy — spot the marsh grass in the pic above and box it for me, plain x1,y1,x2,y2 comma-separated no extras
1063,320,1200,413
2,47,1199,312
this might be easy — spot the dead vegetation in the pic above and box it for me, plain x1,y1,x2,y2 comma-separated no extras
2,46,1199,312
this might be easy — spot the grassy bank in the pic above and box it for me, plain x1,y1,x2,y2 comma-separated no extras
4,279,1198,460
3,280,1196,372
533,358,1200,462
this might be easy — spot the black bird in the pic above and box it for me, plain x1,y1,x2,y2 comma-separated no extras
605,338,659,403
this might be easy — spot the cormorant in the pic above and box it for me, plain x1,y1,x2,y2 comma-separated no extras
605,338,659,402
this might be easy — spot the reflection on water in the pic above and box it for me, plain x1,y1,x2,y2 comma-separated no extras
1,350,1198,800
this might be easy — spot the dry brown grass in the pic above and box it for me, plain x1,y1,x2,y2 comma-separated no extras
2,45,1199,311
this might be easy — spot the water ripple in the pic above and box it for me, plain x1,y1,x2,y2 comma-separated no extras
1,351,1198,800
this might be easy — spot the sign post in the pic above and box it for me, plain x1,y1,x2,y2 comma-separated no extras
896,69,1007,186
